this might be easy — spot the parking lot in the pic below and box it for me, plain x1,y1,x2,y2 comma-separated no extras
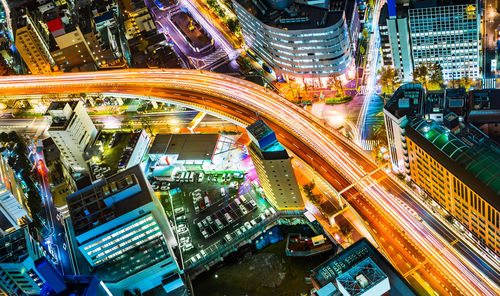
149,170,275,266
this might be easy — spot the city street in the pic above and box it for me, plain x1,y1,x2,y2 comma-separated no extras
35,149,74,276
1,70,498,295
146,0,233,70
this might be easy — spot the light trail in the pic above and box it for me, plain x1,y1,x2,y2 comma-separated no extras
0,69,497,295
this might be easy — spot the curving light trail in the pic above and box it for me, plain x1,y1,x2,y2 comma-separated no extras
0,69,497,295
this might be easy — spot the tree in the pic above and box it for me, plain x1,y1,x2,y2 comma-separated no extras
377,66,402,101
340,223,353,242
413,62,443,90
327,73,345,97
226,18,240,34
459,74,472,90
428,62,443,89
139,116,153,135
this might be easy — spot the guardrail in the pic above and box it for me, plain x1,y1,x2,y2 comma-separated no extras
184,210,332,272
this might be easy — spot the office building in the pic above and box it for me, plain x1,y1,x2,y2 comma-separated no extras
232,0,359,86
0,227,46,295
64,165,185,295
385,84,500,255
408,1,480,80
0,154,31,234
15,11,58,74
380,1,413,81
46,101,97,173
246,119,304,210
383,83,426,173
311,238,417,296
406,117,500,255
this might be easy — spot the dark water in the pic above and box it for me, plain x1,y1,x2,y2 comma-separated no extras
192,234,335,296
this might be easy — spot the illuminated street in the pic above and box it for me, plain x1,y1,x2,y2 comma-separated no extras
0,69,497,295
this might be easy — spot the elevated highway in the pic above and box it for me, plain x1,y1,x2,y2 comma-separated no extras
1,69,498,295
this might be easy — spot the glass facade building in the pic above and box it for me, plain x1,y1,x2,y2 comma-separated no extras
232,0,359,84
409,3,480,80
64,165,185,295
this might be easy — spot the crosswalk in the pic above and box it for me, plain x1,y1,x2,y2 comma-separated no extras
360,139,380,151
358,85,369,95
189,48,228,70
482,78,497,89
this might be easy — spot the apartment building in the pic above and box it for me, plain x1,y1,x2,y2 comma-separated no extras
15,11,58,74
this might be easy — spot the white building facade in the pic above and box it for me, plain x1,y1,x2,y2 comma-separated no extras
232,0,359,86
408,3,480,80
46,101,97,172
0,154,30,233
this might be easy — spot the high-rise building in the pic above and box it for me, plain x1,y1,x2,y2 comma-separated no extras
385,83,500,255
232,0,359,86
380,1,413,82
0,227,46,295
0,154,31,234
406,117,500,255
246,119,304,210
14,11,58,74
63,165,185,295
383,83,426,173
408,1,480,80
45,101,97,173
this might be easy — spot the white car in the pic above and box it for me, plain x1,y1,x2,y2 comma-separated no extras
249,200,257,208
182,243,193,252
244,222,252,230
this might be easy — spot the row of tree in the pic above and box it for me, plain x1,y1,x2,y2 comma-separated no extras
378,62,475,101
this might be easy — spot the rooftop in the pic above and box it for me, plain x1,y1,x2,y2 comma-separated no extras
66,165,153,237
47,100,79,111
412,0,476,9
233,0,353,30
384,83,425,119
408,119,500,210
468,89,500,111
149,133,219,160
311,238,417,295
0,227,29,264
336,258,388,296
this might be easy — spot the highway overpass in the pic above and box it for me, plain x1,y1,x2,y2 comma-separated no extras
1,69,498,296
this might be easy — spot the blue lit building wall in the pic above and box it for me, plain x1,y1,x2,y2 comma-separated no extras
232,1,355,81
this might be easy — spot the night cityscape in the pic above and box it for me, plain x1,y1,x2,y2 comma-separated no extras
0,0,497,295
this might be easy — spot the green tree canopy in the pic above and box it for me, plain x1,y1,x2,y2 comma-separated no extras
377,66,402,97
413,62,443,90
